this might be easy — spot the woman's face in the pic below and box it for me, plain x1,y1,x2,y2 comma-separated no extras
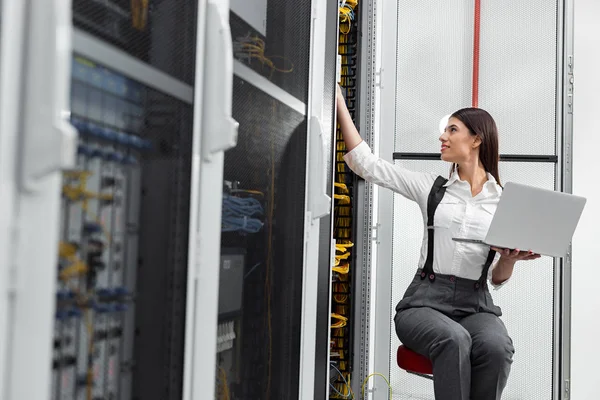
439,117,480,164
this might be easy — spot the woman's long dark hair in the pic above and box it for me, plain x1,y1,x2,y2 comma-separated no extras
449,107,501,186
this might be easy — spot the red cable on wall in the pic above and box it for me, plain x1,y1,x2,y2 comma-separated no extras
472,0,481,108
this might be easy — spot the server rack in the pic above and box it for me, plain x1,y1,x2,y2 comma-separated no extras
211,0,339,399
328,1,362,398
48,1,202,400
3,0,339,398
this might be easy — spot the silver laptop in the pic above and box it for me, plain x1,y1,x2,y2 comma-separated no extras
452,182,586,257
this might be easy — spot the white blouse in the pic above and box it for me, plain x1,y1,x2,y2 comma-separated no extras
343,141,508,288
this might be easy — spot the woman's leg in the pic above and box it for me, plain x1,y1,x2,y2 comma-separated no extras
394,307,472,400
458,312,514,400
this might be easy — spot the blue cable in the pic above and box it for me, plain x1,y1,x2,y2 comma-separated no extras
221,195,264,233
329,363,353,399
222,195,264,217
221,216,263,233
329,383,352,399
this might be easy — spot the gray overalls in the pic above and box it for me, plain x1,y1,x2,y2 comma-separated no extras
394,176,515,400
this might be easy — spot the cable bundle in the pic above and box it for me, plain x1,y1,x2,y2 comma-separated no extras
331,363,354,399
216,366,231,400
131,0,149,31
339,0,359,34
221,195,265,233
59,168,117,399
331,171,354,400
233,35,294,79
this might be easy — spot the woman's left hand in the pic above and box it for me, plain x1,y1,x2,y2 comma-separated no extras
491,247,541,262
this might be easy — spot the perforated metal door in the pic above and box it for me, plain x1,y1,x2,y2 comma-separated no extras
72,0,198,84
214,1,314,399
394,0,557,156
388,0,561,399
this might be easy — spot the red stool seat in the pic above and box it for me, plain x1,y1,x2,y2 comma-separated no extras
397,345,433,375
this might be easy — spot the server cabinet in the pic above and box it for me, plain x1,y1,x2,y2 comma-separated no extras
208,0,338,399
44,1,208,400
2,0,337,399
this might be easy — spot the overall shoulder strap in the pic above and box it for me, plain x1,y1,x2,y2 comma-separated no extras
421,176,449,281
475,249,498,290
427,176,449,229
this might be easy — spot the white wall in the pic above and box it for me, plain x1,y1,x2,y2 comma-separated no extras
571,0,600,398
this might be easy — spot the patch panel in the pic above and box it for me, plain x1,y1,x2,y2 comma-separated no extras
52,55,148,400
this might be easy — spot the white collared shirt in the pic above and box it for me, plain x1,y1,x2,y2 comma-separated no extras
343,141,508,288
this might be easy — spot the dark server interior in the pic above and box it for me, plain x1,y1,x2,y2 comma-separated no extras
51,1,198,400
218,80,307,400
71,0,197,84
214,1,318,399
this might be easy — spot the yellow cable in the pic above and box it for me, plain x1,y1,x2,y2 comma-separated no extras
59,260,88,280
334,182,349,194
58,241,89,280
333,266,349,274
339,0,358,35
331,313,348,328
361,373,392,400
334,194,351,204
265,100,276,400
62,185,113,203
59,241,78,259
230,189,264,196
218,367,231,400
131,0,149,30
334,294,348,303
236,36,294,78
336,243,354,251
333,265,349,274
62,170,113,242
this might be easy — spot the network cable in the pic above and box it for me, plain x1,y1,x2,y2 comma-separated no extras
233,34,294,79
221,194,265,233
339,0,359,34
330,362,354,399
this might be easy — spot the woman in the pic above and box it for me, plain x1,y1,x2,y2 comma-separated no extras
336,85,540,400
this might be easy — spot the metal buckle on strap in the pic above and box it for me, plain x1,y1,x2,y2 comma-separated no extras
426,226,434,230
